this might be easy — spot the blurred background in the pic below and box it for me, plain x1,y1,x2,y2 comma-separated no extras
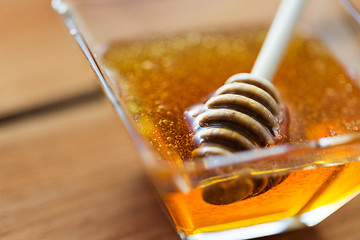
0,0,360,240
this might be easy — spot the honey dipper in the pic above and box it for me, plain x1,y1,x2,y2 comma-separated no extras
189,0,308,205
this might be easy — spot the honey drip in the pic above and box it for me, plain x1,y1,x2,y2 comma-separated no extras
102,30,360,235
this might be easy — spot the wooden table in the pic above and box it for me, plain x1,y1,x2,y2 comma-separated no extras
1,1,359,239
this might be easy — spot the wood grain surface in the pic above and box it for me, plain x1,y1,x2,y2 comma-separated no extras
0,0,97,118
0,100,178,240
1,0,360,240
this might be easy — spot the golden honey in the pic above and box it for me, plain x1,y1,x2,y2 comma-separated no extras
101,30,360,235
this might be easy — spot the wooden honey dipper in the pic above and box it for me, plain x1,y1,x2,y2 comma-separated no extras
189,0,308,205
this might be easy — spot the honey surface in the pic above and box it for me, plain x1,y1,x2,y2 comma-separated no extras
102,30,360,161
101,30,360,235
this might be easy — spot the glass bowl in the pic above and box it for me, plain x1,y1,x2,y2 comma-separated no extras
52,0,360,239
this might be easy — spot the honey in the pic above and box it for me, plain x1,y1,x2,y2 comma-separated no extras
101,30,360,235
